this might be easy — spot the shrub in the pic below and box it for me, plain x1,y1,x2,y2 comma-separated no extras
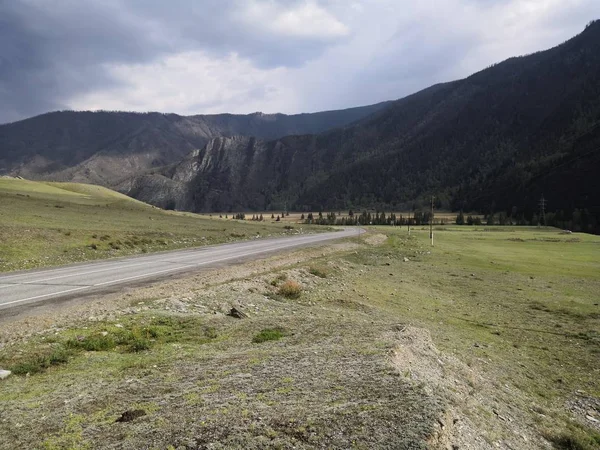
48,346,72,365
9,345,73,375
115,326,157,352
278,280,302,298
10,356,49,375
252,328,284,343
67,333,116,351
126,336,151,353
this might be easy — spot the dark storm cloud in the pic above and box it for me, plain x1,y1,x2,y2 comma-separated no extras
0,0,348,123
1,0,598,123
0,1,163,123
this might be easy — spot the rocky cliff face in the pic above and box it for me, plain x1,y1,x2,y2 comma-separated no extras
126,135,319,211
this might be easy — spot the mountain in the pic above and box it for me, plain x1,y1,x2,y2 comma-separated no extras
0,102,391,186
130,21,600,231
2,22,599,232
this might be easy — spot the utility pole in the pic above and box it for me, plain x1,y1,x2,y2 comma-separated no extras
430,196,434,246
538,195,546,227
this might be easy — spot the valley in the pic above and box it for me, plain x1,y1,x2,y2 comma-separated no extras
0,14,599,450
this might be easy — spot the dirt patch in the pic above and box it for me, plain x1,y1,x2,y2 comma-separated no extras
389,326,551,449
566,395,600,432
364,233,388,246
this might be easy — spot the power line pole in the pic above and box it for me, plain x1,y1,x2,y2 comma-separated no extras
430,196,434,246
538,195,546,227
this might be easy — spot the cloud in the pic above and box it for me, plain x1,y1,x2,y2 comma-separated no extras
1,0,599,124
69,51,295,115
238,0,349,39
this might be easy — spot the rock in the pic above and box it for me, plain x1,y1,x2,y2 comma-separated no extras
115,409,146,423
403,257,409,262
0,369,11,380
228,307,248,319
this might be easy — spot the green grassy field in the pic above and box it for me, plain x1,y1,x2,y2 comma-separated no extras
344,226,600,447
0,178,298,272
1,216,598,447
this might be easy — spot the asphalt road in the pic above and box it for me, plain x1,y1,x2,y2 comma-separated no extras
0,228,363,310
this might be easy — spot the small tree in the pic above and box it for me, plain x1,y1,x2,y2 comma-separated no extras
498,212,508,225
456,211,465,225
301,213,305,220
271,213,275,219
276,215,281,222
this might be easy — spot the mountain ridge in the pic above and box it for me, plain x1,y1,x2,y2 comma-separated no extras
125,21,600,232
0,101,392,185
1,22,599,231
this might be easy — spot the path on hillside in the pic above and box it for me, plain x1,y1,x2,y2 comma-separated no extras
0,228,363,310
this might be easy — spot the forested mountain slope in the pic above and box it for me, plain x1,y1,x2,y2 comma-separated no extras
129,21,600,231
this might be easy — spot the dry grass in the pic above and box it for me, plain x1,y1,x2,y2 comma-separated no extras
278,280,302,298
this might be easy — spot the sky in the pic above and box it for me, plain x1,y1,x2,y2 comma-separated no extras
1,0,599,124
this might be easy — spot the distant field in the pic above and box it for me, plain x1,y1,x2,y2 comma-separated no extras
0,178,302,272
207,210,477,224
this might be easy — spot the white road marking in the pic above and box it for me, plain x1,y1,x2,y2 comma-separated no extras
0,231,359,308
0,286,91,307
0,237,302,285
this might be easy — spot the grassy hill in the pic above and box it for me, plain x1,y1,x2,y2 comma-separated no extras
0,178,295,272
